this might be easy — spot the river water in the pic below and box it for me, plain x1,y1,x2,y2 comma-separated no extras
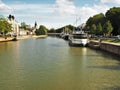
0,37,120,90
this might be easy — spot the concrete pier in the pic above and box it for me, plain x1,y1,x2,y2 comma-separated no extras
88,40,120,56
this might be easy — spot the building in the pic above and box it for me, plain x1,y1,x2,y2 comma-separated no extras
32,21,38,35
7,15,20,36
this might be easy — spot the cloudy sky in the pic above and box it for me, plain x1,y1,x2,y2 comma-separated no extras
0,0,120,29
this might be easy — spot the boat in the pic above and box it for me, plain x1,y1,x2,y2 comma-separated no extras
60,28,69,40
68,29,89,46
11,34,17,41
61,33,69,40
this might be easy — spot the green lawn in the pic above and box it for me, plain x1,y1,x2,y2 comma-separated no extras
104,39,120,43
91,38,120,43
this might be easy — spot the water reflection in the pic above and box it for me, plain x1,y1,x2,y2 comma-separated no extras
88,64,120,70
102,86,120,90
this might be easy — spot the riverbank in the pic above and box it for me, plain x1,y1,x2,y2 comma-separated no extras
88,40,120,56
0,35,47,42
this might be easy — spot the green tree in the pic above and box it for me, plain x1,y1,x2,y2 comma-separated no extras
55,25,75,33
106,7,120,35
21,22,31,30
35,25,48,35
0,20,12,39
97,23,103,35
85,13,106,34
91,24,96,35
103,20,113,36
48,28,55,33
86,13,106,27
118,28,120,34
20,22,27,30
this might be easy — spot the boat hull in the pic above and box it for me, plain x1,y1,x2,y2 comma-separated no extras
68,39,88,46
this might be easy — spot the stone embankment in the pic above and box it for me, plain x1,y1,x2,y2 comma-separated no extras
0,35,47,42
0,37,13,42
88,40,120,56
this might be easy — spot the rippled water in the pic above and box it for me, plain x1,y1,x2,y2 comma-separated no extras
0,37,120,90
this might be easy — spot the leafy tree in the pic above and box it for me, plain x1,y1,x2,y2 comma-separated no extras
118,28,120,34
97,23,103,35
86,13,106,27
20,22,32,31
20,22,27,30
0,20,12,39
84,26,90,33
55,25,75,33
35,25,48,35
85,13,106,35
85,7,120,36
48,28,55,33
103,20,113,36
91,24,96,34
106,7,120,35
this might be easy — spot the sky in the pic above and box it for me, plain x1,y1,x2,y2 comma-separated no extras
0,0,120,29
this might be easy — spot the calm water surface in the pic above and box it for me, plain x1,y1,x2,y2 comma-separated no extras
0,37,120,90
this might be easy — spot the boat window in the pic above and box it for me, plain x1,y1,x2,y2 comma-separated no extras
73,34,87,39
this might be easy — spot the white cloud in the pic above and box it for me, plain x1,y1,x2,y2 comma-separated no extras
9,1,110,28
77,6,97,18
9,0,76,16
6,0,77,28
93,4,109,14
0,0,13,12
75,4,109,24
0,0,114,29
54,0,76,16
10,4,54,13
101,0,120,4
76,6,97,23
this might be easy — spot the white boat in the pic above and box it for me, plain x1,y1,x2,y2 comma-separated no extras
68,30,89,46
61,33,69,40
60,28,69,40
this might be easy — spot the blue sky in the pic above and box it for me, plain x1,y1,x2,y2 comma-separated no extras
0,0,120,29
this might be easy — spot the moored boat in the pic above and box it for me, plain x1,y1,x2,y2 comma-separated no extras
68,30,89,46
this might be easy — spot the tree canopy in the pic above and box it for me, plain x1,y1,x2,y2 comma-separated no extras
48,28,55,33
20,22,31,30
86,13,106,27
103,20,113,36
85,7,120,36
35,25,48,35
0,19,12,36
55,25,75,33
85,13,106,35
105,7,120,35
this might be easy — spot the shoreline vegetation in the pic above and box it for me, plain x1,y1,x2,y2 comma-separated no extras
0,35,47,42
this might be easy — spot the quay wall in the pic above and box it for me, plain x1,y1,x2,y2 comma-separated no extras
88,40,120,56
88,40,100,49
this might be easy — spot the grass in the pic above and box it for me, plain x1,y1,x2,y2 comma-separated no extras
90,38,120,43
104,39,120,43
